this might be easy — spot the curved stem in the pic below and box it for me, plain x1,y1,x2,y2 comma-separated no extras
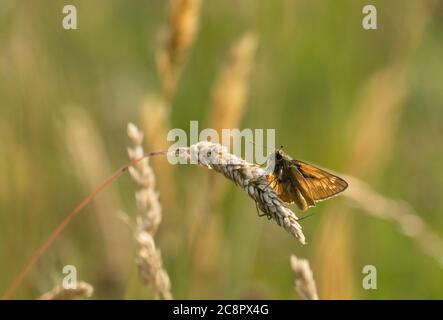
2,150,168,300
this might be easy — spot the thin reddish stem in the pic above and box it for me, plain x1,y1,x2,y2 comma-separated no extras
2,150,169,300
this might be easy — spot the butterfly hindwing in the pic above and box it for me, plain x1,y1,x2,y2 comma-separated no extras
266,166,315,211
266,174,294,203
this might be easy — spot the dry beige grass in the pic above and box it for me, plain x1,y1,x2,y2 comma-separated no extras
38,281,93,300
127,123,172,300
127,123,163,235
290,255,319,300
134,231,172,300
178,141,306,244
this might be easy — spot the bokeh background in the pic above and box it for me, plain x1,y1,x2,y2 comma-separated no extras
1,0,443,299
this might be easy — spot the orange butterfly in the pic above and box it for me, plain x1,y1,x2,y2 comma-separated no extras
267,149,348,211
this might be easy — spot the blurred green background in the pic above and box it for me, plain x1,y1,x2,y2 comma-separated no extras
1,0,443,299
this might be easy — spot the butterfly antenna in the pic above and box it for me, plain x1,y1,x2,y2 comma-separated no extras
297,212,316,222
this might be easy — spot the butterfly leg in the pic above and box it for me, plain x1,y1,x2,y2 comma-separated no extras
259,168,283,196
255,201,273,220
263,177,274,190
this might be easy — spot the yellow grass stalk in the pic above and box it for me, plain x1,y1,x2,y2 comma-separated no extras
145,0,202,218
209,32,258,133
156,0,202,103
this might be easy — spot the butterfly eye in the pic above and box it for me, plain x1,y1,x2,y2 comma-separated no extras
275,152,282,160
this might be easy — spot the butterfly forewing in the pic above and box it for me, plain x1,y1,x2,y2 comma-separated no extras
292,160,348,201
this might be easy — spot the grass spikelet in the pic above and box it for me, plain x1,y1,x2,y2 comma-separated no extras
290,255,319,300
134,231,172,300
209,32,258,133
179,141,306,244
156,0,202,103
127,123,172,300
38,281,93,300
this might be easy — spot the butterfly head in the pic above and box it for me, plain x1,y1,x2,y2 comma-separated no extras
274,146,293,164
265,146,291,174
275,147,283,161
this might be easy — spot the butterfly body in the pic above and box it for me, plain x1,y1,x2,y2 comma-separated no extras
267,149,348,211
